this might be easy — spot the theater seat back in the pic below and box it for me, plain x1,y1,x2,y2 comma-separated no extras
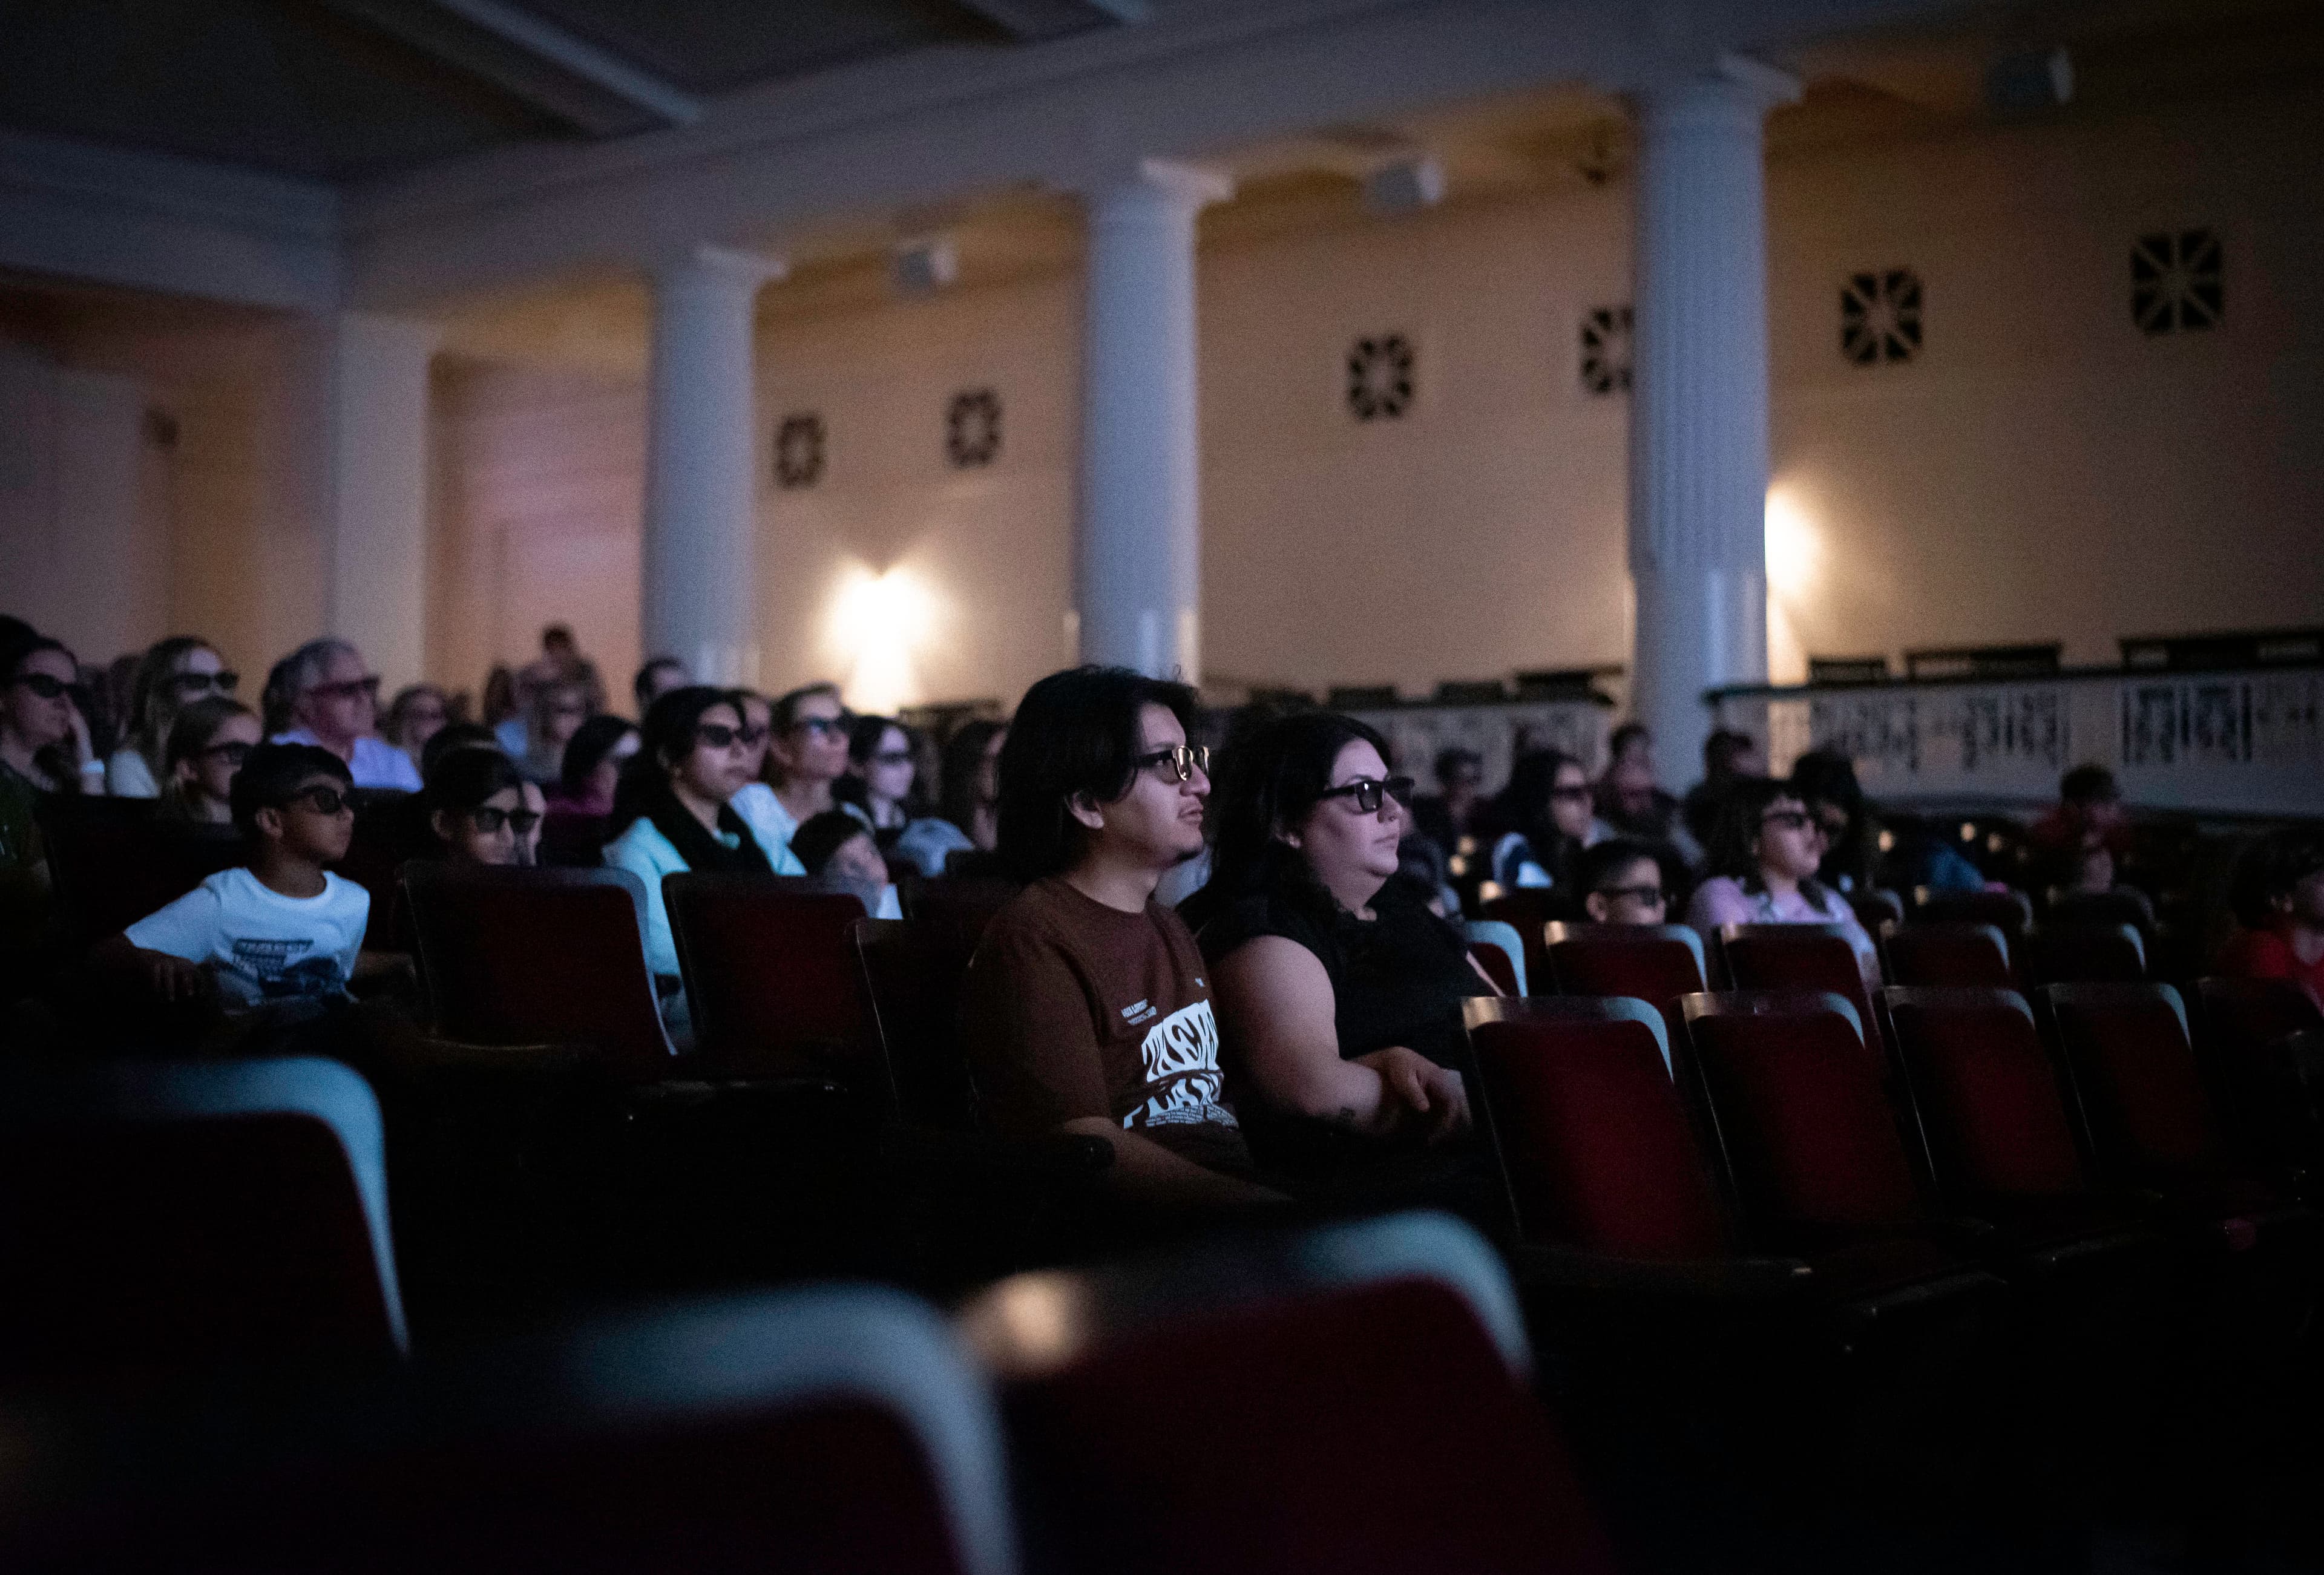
664,875,874,1084
1717,923,1880,1055
1884,922,2012,990
856,917,984,1130
1543,922,1708,1006
1881,987,2090,1202
2041,983,2221,1179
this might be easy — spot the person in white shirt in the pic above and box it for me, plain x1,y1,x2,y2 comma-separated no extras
96,742,372,1018
730,682,847,872
106,636,238,798
602,687,781,1029
268,638,422,793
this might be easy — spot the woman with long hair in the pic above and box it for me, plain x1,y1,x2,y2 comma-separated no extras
1687,773,1879,991
0,634,96,796
601,687,770,1029
1472,747,1597,894
1195,709,1483,1187
155,697,260,825
107,636,237,797
423,746,537,867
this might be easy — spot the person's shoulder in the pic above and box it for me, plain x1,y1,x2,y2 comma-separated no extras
730,781,775,813
318,870,373,915
603,816,678,868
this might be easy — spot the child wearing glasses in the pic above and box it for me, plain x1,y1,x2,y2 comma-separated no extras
97,743,374,1020
423,746,540,866
1687,774,1880,992
155,698,261,825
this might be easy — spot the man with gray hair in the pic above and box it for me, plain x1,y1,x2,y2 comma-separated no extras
268,638,421,791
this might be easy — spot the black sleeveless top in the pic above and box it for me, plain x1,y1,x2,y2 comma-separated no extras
1195,879,1488,1072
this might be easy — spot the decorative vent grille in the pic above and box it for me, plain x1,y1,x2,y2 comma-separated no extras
1345,335,1414,421
773,412,824,489
1580,305,1632,395
1840,269,1923,365
945,388,1002,468
2132,230,2222,334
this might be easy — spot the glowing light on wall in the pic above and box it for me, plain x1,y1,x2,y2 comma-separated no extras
1764,483,1823,684
827,561,942,716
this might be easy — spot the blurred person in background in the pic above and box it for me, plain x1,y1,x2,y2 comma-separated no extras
2219,830,2324,1008
1410,747,1485,860
271,638,419,791
632,656,690,719
0,634,98,796
155,698,260,827
107,636,235,797
1682,728,1758,851
382,684,451,774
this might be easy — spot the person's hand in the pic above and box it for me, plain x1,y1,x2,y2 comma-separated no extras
64,698,94,771
1362,1046,1472,1143
144,952,211,1004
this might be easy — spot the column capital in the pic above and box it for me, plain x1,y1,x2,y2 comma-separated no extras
1623,53,1801,122
650,243,789,292
1075,157,1235,212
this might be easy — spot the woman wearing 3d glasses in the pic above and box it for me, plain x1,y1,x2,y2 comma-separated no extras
1193,709,1492,1197
0,633,98,796
1687,773,1880,996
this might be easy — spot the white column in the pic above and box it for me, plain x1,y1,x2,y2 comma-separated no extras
642,245,784,688
1625,58,1799,778
315,313,440,693
1073,159,1232,683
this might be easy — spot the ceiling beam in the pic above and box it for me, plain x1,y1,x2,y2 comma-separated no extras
317,0,701,133
950,0,1150,43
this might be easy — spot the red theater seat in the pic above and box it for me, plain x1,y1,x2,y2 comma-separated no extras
0,1056,405,1382
1913,888,2035,946
1716,924,1883,1058
1482,888,1562,989
2196,977,2324,1198
958,1211,1618,1575
1883,922,2013,990
2025,922,2147,986
664,874,876,1086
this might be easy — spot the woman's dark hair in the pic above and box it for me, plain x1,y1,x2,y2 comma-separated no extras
419,721,502,779
771,682,843,736
228,742,352,839
1573,836,1666,897
1207,709,1393,913
124,636,217,774
994,667,1196,883
1,633,71,687
424,745,522,820
938,718,1007,835
791,810,874,877
2227,830,2324,931
560,714,637,798
609,686,770,875
161,696,254,774
1788,747,1877,891
846,713,902,765
1480,750,1581,850
1704,774,1828,905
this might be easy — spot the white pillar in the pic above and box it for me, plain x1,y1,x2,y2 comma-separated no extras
1625,58,1799,779
314,313,440,694
1073,159,1232,683
642,245,784,688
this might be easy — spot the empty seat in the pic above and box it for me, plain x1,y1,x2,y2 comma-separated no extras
957,1210,1617,1575
1716,923,1882,1056
401,863,675,1080
34,796,242,947
1848,887,1906,937
1883,920,2012,990
856,915,985,1130
2025,922,2147,986
664,874,876,1085
1912,888,2034,946
1460,918,1526,995
14,1288,1017,1575
2046,887,2157,937
0,1055,405,1381
1543,922,1707,1007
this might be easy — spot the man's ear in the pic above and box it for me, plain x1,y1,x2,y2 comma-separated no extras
430,808,458,845
1065,791,1106,833
254,805,286,843
1584,891,1610,923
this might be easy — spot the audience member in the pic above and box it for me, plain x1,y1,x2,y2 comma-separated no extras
424,747,536,866
632,656,689,718
1409,747,1486,858
1475,748,1597,893
735,691,775,784
419,721,502,780
732,683,847,871
270,638,420,791
1596,721,1701,863
96,742,372,1026
1682,727,1758,850
1687,774,1879,992
516,623,606,717
907,718,1004,874
382,684,450,771
1573,836,1672,925
1195,710,1479,1181
107,637,236,797
959,667,1276,1213
545,715,638,817
514,778,547,866
602,687,775,1022
789,808,905,918
0,634,98,795
838,715,918,836
156,698,260,826
2030,764,2131,858
481,664,521,739
2220,830,2324,1007
1788,748,1879,894
513,676,592,785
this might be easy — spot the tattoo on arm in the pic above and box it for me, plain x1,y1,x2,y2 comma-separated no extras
1327,1106,1363,1132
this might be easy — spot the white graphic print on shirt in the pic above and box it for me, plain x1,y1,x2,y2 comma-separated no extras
1123,999,1239,1131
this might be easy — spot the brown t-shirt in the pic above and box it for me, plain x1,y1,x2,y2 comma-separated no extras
959,876,1252,1176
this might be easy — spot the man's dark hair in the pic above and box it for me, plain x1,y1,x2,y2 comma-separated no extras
420,722,504,779
995,666,1197,883
771,682,844,735
559,715,637,799
424,744,522,819
1574,836,1666,897
2227,830,2324,931
229,742,351,840
791,809,873,877
1703,728,1753,775
542,624,575,650
1433,746,1482,786
631,656,688,715
1609,721,1652,759
2060,764,2120,807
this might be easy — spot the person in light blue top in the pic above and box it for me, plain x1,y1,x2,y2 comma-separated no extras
601,686,774,1030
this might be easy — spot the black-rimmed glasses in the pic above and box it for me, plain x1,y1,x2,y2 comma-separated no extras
169,670,240,696
1319,775,1414,815
283,784,352,817
1132,744,1210,784
468,807,542,834
1594,883,1669,906
793,715,850,740
197,741,252,767
1761,809,1816,834
13,673,72,701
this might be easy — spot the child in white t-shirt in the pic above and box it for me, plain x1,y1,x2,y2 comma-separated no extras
97,742,372,1020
